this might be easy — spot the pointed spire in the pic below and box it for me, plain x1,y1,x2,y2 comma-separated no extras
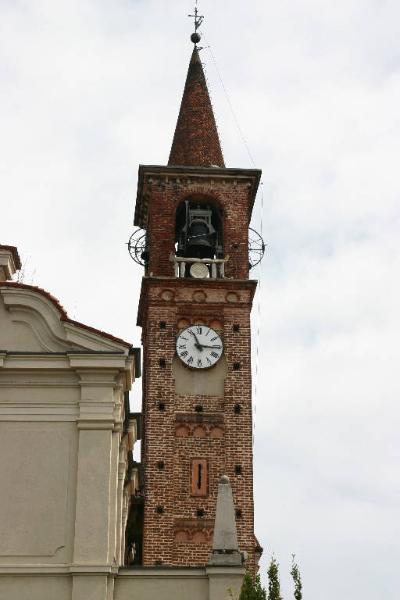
168,47,225,168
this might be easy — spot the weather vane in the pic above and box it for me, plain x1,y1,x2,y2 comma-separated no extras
188,0,204,45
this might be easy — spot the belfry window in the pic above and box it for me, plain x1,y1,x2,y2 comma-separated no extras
175,199,223,261
173,199,225,279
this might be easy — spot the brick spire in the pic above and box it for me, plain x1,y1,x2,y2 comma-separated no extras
168,47,225,168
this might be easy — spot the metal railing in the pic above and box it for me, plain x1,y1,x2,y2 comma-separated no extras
170,253,229,279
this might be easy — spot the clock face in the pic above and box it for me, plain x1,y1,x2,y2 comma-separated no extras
176,325,223,369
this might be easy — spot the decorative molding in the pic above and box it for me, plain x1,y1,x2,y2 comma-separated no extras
175,412,224,425
175,423,224,439
1,286,134,354
175,412,224,439
173,518,214,544
1,288,73,351
192,290,207,303
226,292,239,303
160,289,175,302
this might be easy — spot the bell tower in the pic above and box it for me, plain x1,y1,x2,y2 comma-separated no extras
131,24,263,570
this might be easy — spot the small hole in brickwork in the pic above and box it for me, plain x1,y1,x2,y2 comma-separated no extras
233,324,240,332
195,404,203,413
235,509,243,519
157,460,165,470
233,362,241,371
234,464,243,475
234,404,241,414
154,559,163,566
156,505,164,514
196,508,205,517
158,402,166,411
159,358,166,368
159,321,167,329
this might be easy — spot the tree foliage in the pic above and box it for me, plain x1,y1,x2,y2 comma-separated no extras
291,555,303,600
239,554,303,600
239,572,267,600
267,555,283,600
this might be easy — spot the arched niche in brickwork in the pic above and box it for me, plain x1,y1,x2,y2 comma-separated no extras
193,425,207,438
209,319,223,330
177,317,223,330
175,424,190,438
192,531,207,544
172,355,227,397
209,426,224,439
177,317,190,330
174,530,189,543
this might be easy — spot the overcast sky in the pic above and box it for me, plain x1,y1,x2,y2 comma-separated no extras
1,1,399,598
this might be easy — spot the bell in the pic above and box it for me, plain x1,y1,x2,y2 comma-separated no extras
188,220,212,246
187,220,214,259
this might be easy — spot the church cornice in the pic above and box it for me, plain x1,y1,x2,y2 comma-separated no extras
134,164,262,229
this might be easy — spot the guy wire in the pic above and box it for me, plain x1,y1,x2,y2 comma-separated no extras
203,39,265,446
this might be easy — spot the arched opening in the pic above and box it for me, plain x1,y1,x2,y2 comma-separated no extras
175,198,223,261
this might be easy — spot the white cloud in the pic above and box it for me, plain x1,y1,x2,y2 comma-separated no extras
1,1,399,597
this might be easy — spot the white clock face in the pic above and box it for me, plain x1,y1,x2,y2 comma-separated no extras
176,325,223,369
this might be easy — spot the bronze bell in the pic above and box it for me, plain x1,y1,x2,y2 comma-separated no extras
187,219,215,258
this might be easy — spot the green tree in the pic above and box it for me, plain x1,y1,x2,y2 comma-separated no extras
290,555,303,600
239,572,267,600
267,556,283,600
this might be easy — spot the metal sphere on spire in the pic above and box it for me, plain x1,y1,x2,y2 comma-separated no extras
191,31,201,44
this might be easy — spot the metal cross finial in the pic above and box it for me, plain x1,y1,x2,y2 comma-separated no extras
188,0,204,32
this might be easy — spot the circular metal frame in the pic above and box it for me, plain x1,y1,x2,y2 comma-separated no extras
248,227,265,269
127,228,147,267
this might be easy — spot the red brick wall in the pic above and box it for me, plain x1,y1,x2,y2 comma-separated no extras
139,278,258,571
141,175,253,280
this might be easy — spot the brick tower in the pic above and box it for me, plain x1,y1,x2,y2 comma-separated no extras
133,41,262,569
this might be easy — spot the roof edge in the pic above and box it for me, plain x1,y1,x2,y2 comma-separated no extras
0,282,133,348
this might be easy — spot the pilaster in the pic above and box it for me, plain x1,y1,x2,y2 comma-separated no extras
207,566,245,600
72,369,123,599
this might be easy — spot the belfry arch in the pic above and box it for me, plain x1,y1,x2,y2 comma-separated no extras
175,197,223,261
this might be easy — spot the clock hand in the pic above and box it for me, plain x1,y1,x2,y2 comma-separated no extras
198,344,222,349
189,330,203,349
